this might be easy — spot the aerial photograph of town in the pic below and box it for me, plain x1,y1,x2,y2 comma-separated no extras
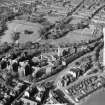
0,0,104,105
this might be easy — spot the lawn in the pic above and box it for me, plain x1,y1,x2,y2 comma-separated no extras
0,20,43,44
41,24,97,46
0,18,100,48
44,15,62,24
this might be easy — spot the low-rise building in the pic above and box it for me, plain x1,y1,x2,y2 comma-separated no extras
21,97,37,105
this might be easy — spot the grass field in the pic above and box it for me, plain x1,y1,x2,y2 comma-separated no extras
0,18,100,47
0,20,43,44
44,15,62,24
41,24,97,46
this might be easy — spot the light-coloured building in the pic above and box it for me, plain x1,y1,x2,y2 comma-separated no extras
21,97,37,105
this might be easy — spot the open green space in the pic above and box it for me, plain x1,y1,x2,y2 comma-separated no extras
0,20,43,43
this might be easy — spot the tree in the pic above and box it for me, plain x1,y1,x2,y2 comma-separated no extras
3,42,11,52
12,32,20,43
5,73,13,86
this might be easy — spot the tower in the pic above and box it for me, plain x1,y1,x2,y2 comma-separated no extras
57,46,63,57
